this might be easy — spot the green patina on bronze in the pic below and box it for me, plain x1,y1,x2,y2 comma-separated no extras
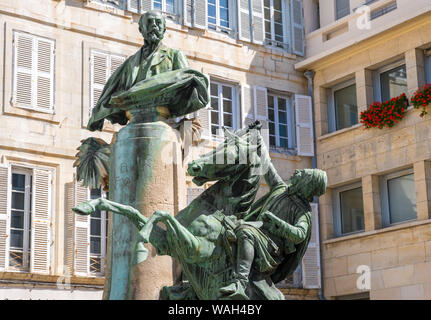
73,10,327,300
74,121,327,300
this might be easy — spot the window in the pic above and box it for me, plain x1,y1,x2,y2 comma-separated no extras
9,169,32,271
12,31,55,113
264,0,288,49
90,50,126,113
153,0,175,14
381,169,417,227
89,189,109,275
380,64,407,102
208,0,231,32
370,1,397,20
210,82,238,136
335,0,350,20
268,93,294,149
0,165,52,274
334,183,365,236
328,80,358,132
425,49,431,84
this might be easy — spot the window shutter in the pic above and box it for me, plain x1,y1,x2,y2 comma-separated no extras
295,94,314,157
241,84,255,128
335,0,350,20
141,0,151,12
193,0,208,29
110,54,125,76
13,32,33,107
183,0,193,26
187,188,204,205
251,0,264,44
35,38,55,111
64,182,74,274
0,164,11,271
290,0,305,56
30,169,52,274
238,0,252,41
90,51,108,115
254,86,269,148
302,203,321,289
127,0,141,13
73,178,90,276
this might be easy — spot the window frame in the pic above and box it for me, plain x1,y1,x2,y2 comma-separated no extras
267,92,295,150
263,0,290,50
152,0,178,16
424,49,431,85
333,182,365,237
207,0,235,35
9,167,32,272
89,189,109,276
334,0,350,21
373,59,407,102
380,168,417,228
209,80,240,137
12,30,55,114
327,78,357,133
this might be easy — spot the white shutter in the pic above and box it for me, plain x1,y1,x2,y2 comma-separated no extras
73,178,90,276
0,165,11,271
183,0,193,26
13,32,54,112
290,0,305,56
90,51,108,114
302,203,321,289
127,0,141,13
30,169,52,274
110,54,125,76
251,0,264,44
238,0,252,41
295,94,314,157
142,0,152,12
13,32,33,107
187,188,204,205
194,0,208,29
254,86,269,148
64,182,74,273
241,84,255,128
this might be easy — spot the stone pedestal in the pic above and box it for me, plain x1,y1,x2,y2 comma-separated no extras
103,121,185,300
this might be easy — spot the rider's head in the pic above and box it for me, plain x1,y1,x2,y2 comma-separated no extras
289,169,327,202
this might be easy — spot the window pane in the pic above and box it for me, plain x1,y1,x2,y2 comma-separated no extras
270,136,276,147
268,95,274,108
223,100,232,113
279,124,287,137
334,84,358,130
210,83,218,96
91,219,101,236
91,188,101,199
269,122,275,135
12,192,25,210
380,65,407,101
12,174,25,191
220,0,228,7
211,111,219,125
222,86,232,100
91,237,101,254
11,211,24,229
208,5,216,19
278,111,287,124
153,2,162,10
274,0,281,11
90,257,101,273
211,96,219,110
340,187,364,234
9,251,23,268
268,109,274,121
278,98,286,111
10,229,24,248
388,174,417,224
223,114,233,127
279,138,288,148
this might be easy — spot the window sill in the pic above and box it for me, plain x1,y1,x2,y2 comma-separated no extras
4,103,61,124
317,123,362,141
0,271,105,286
323,218,431,245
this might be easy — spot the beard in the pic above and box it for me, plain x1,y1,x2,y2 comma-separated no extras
146,29,163,44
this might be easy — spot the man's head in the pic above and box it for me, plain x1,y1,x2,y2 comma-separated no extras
289,169,327,202
138,10,166,44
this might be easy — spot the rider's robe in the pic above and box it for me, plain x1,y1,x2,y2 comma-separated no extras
243,184,312,299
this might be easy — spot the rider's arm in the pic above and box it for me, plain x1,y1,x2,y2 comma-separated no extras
263,211,309,244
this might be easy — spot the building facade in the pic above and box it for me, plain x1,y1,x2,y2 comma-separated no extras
0,0,318,299
298,0,431,299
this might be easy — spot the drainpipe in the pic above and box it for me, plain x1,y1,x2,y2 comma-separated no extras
304,70,326,300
